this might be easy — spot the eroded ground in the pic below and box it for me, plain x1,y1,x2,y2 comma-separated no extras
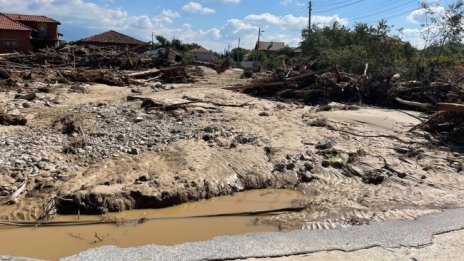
1,67,463,231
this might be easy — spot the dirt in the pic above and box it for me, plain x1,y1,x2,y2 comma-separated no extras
1,67,464,231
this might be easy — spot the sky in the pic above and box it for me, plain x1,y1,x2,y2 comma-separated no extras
0,0,456,52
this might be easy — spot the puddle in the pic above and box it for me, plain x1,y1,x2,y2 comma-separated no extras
0,189,305,260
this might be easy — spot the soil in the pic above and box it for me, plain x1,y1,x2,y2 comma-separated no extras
1,67,464,231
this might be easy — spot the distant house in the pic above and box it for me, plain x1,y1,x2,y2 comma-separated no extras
255,41,285,56
76,30,147,49
292,47,303,56
190,46,212,62
0,13,61,53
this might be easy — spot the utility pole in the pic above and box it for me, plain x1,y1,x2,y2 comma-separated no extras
237,38,241,62
151,32,155,49
256,27,264,50
308,1,312,32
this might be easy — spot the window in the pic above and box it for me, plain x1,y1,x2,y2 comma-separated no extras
4,40,17,47
38,23,48,38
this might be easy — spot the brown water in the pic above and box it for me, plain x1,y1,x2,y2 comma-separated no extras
0,189,305,260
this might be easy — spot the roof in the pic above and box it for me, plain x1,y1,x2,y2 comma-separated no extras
190,46,210,53
0,14,32,31
4,13,60,24
256,41,285,52
78,30,146,46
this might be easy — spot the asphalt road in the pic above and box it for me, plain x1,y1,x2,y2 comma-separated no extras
58,208,464,261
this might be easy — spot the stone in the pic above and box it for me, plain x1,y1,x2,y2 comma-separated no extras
203,124,218,133
286,162,296,170
129,148,140,155
259,111,270,117
304,162,313,171
274,162,286,172
22,102,31,108
15,92,37,101
315,138,335,150
328,157,344,169
299,171,316,183
135,116,144,123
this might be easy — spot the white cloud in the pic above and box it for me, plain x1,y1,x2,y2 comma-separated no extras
407,6,445,24
244,13,348,28
182,2,216,15
154,9,180,24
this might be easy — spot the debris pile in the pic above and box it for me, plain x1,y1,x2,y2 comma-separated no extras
229,64,464,146
0,45,230,89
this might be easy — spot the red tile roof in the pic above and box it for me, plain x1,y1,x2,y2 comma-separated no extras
0,14,31,31
78,30,146,46
4,13,60,24
190,46,209,53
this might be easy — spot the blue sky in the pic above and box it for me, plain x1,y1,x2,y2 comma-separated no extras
0,0,456,51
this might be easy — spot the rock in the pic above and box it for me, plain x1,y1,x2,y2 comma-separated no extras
135,116,144,123
259,111,270,117
362,172,385,185
15,92,37,101
131,88,143,94
22,102,31,108
394,147,410,154
129,148,140,155
37,161,48,170
286,162,296,170
203,124,218,133
298,171,316,183
315,138,335,150
304,162,313,171
328,157,344,169
274,162,286,172
321,160,330,168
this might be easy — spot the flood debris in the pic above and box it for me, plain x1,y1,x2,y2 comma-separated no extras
0,45,231,88
229,63,464,147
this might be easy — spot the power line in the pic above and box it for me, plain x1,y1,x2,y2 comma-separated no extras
313,0,364,14
350,0,418,21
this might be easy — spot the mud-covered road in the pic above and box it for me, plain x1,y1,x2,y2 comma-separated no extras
1,67,463,230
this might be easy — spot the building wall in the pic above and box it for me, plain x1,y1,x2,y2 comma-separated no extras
20,21,59,40
193,52,212,62
0,30,32,53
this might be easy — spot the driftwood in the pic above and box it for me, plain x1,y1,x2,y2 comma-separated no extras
4,176,29,205
395,97,464,113
127,95,252,111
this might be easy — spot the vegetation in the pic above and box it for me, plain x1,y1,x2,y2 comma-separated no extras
151,35,199,52
225,0,463,80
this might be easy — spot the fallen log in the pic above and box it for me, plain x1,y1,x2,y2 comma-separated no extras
395,97,464,113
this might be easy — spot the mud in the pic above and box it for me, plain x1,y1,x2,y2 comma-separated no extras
0,189,304,260
1,67,464,238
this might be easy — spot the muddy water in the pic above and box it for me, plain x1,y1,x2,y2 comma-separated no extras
0,189,305,260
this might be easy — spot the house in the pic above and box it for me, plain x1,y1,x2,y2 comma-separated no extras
292,47,303,56
0,13,61,53
144,48,183,62
255,41,285,56
76,30,146,49
190,46,212,62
